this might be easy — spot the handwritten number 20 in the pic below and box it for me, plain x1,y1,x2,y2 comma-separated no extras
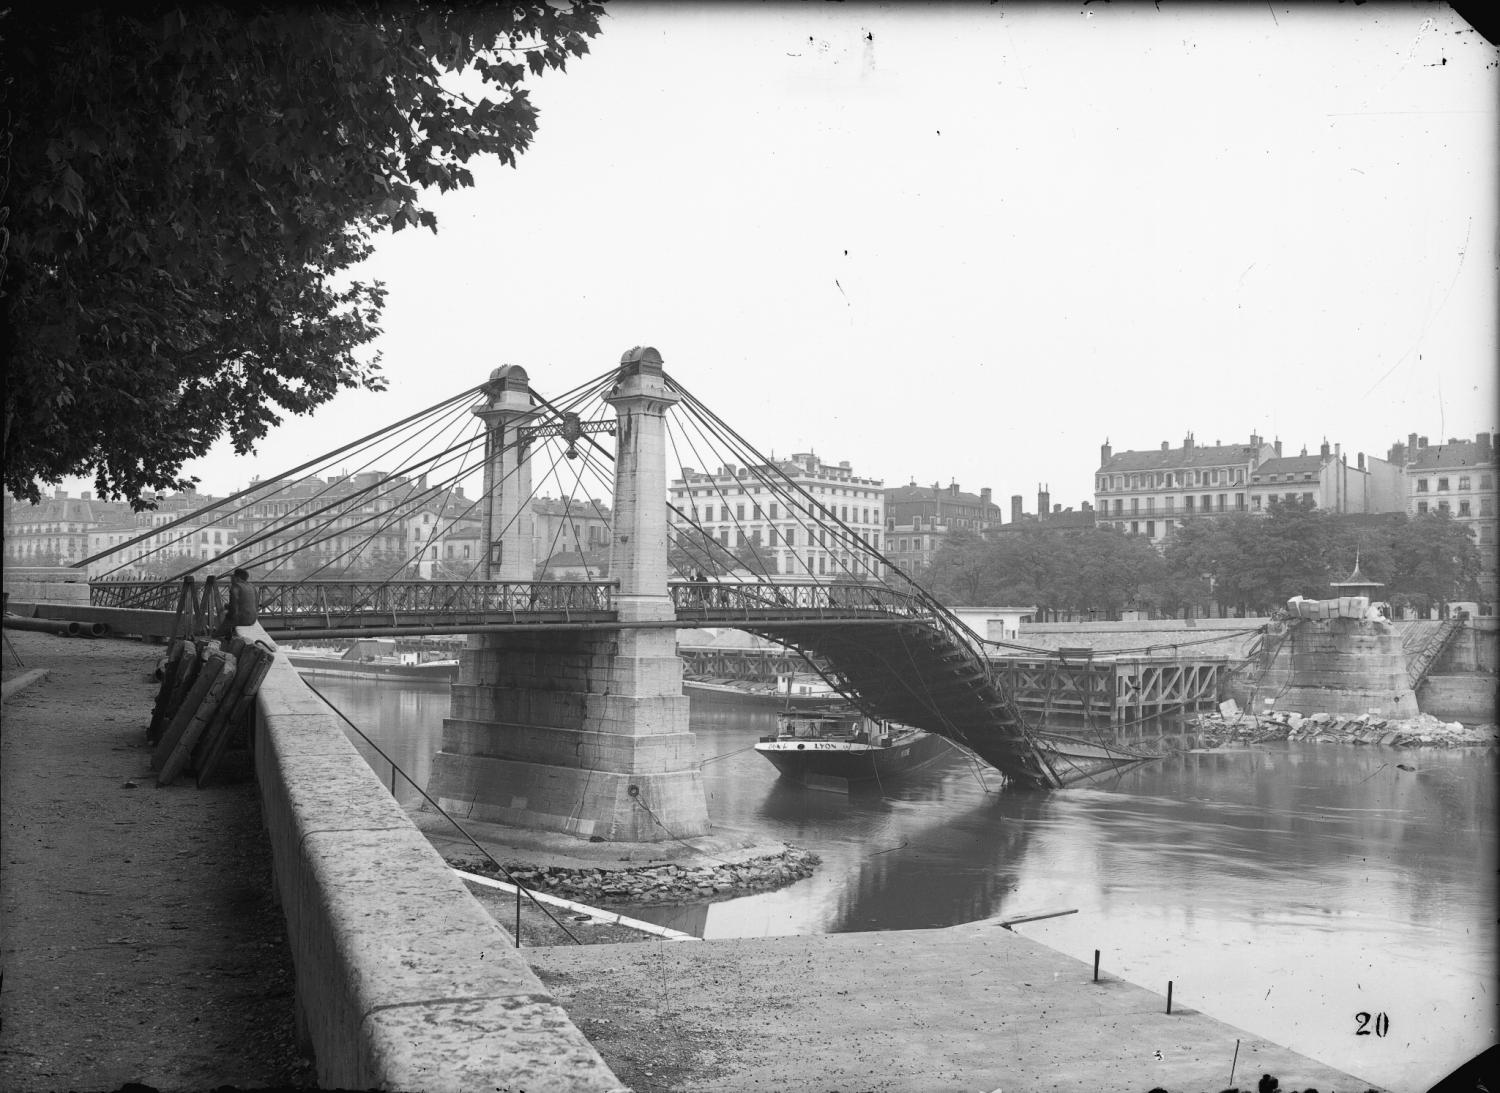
1355,1012,1390,1037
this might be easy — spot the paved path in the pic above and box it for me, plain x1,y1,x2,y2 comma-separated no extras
0,630,309,1091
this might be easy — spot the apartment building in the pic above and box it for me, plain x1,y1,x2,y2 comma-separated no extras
668,452,884,578
1389,431,1497,596
1094,433,1277,542
884,481,1001,574
1246,441,1403,514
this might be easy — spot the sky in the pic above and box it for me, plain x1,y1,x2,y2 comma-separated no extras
67,1,1499,511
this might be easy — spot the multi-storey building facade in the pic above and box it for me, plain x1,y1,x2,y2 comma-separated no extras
86,509,240,579
3,490,130,565
669,452,883,578
883,481,1001,575
532,496,612,566
1388,431,1497,599
1095,434,1277,542
1246,442,1403,515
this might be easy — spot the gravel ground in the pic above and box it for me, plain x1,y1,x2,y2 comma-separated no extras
0,629,313,1093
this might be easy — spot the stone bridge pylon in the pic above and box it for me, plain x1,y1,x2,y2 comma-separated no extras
426,348,711,842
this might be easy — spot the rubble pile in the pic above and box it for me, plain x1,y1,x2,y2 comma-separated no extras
451,845,820,905
1192,709,1499,750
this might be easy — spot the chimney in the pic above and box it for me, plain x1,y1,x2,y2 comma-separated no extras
1320,439,1330,458
1408,432,1419,454
1357,452,1366,470
1037,484,1050,517
1100,439,1112,465
1161,440,1170,451
1183,433,1194,451
1053,504,1062,514
980,487,992,507
949,482,959,496
1388,441,1406,464
1478,432,1493,462
1418,436,1429,449
54,488,66,500
1011,495,1023,523
1274,439,1283,457
81,491,92,501
1250,432,1261,446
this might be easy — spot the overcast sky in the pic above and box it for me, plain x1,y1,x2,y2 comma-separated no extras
80,1,1500,509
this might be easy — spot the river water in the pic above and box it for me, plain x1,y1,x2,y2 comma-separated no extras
310,677,1496,1092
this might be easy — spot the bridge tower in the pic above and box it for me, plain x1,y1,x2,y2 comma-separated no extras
426,348,710,842
473,364,536,580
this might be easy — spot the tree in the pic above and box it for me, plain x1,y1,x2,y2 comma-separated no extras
1385,511,1481,612
3,3,604,507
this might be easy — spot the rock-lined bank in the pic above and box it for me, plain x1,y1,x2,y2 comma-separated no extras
450,845,820,905
1191,708,1499,749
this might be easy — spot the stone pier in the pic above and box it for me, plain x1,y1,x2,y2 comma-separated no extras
426,349,710,841
1255,616,1419,719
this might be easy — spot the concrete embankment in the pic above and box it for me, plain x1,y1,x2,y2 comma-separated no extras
526,920,1382,1093
247,623,623,1091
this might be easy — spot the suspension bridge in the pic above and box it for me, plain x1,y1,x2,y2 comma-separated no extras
82,347,1157,830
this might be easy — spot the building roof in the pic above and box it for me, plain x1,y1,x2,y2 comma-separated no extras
1249,455,1324,480
1100,442,1266,473
1406,438,1495,471
885,483,994,508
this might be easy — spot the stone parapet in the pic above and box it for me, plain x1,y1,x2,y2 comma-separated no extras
250,625,622,1091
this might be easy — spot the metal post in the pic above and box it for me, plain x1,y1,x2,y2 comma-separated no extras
515,884,522,948
1093,950,1100,982
1166,980,1173,1013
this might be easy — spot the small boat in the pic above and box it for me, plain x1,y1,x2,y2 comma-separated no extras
684,671,838,707
285,638,459,683
754,706,956,791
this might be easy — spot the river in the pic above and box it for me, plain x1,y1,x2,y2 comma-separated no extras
308,677,1496,1092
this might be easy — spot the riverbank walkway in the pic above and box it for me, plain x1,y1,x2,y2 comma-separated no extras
1,628,1383,1092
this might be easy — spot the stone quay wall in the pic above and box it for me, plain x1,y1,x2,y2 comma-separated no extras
246,623,621,1092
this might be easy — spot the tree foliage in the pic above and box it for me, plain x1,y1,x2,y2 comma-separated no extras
921,506,1482,619
2,2,604,507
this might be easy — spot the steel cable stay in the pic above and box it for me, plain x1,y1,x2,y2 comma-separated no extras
73,383,487,573
248,371,610,594
300,678,583,946
93,391,487,592
250,395,488,586
88,384,485,583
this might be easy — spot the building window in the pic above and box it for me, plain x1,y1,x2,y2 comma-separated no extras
1482,498,1495,517
1146,520,1155,537
1130,498,1139,515
1302,493,1314,504
1235,493,1245,511
1252,495,1262,510
1202,494,1211,511
1459,501,1472,517
736,504,745,520
1113,499,1123,515
1437,501,1450,513
1437,478,1449,491
1416,479,1429,492
1185,496,1195,512
1165,497,1175,513
1458,475,1471,490
1130,521,1139,534
1218,494,1227,512
1481,474,1493,490
769,503,779,520
1146,497,1155,514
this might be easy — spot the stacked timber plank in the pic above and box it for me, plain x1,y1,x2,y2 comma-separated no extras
148,635,275,787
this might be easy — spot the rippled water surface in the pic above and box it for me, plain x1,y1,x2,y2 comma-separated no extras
313,678,1496,1092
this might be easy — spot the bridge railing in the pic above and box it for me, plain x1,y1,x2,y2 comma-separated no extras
91,579,617,618
668,580,929,619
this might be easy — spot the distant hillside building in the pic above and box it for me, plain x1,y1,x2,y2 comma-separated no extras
669,452,883,579
884,481,1001,574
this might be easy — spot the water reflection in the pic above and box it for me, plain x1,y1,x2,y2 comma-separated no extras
310,676,1495,1091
